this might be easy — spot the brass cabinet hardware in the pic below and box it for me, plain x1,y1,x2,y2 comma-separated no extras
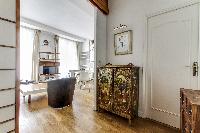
192,62,198,76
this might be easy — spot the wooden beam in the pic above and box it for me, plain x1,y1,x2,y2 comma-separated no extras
89,0,109,15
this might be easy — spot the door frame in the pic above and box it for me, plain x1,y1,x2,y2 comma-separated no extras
142,0,200,119
16,0,20,132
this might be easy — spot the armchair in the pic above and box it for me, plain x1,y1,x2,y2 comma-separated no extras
47,78,76,108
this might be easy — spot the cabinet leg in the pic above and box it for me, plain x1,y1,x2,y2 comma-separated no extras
28,95,31,103
129,118,132,125
97,107,102,112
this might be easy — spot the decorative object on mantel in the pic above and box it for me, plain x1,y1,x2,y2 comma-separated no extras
43,40,49,46
89,0,109,15
97,63,139,125
114,24,128,31
114,30,132,55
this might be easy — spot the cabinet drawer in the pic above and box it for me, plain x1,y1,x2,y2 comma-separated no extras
0,89,15,107
0,119,15,133
0,70,15,90
0,105,15,123
0,0,16,21
0,48,15,69
0,20,16,47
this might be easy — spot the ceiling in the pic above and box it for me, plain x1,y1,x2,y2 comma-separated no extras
21,0,95,40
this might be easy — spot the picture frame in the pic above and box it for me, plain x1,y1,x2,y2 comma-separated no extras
114,30,132,55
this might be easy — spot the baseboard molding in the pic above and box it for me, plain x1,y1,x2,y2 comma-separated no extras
145,118,180,131
138,110,145,118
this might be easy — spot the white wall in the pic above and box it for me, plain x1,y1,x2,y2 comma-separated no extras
95,10,107,67
106,0,199,117
94,9,107,110
107,0,198,66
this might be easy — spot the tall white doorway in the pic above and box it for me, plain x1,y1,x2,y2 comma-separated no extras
146,3,200,128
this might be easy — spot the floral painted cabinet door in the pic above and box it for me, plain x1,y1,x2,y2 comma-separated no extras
97,64,139,124
97,68,113,111
112,68,135,118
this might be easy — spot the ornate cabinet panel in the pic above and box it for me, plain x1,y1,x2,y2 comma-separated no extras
113,67,133,118
180,89,200,133
97,67,113,111
97,63,139,124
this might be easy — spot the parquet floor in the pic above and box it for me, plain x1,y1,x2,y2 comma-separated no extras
19,87,178,133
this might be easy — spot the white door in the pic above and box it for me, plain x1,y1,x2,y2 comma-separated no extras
147,4,199,128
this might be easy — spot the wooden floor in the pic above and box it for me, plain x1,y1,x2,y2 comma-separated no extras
19,87,178,133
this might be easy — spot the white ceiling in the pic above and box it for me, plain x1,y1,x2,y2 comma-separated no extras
21,0,95,40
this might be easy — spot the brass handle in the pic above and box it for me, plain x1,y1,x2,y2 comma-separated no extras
193,62,198,76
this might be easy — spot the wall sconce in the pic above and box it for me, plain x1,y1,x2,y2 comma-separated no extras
114,24,127,31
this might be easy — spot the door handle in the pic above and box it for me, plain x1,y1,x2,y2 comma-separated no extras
185,65,190,68
193,62,198,76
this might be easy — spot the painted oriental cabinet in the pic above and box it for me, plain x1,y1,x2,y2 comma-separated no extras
97,63,139,124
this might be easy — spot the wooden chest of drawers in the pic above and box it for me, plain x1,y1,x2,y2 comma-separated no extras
180,88,200,133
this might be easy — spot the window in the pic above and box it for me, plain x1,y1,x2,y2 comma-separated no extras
20,27,34,80
59,38,79,77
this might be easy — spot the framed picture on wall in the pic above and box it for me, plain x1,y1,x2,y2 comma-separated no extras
114,30,132,55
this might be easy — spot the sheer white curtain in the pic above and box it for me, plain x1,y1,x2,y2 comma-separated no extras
31,30,41,82
59,38,79,77
20,27,34,80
